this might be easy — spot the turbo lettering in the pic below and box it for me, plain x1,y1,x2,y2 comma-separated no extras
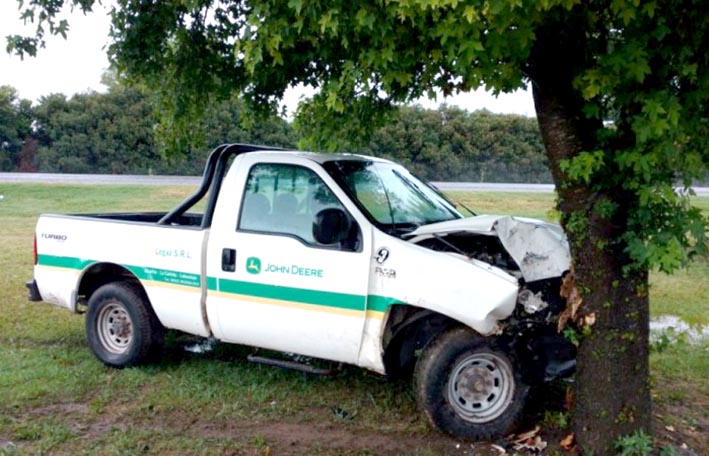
41,233,67,241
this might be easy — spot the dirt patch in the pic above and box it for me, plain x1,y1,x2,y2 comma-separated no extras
31,402,89,416
8,392,707,455
206,421,461,455
653,384,709,454
22,400,133,442
16,400,526,455
143,406,467,455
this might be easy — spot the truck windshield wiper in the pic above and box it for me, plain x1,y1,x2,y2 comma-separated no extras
455,201,477,216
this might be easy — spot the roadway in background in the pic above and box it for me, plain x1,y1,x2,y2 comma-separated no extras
1,172,708,195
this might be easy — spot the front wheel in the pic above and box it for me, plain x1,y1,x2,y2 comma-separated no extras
86,282,164,368
414,327,528,440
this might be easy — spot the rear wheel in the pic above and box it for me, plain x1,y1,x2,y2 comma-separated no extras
86,282,163,367
414,327,528,440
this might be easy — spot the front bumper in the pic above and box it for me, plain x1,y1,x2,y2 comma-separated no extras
26,279,42,302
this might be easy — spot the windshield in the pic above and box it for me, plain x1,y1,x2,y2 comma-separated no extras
324,160,462,235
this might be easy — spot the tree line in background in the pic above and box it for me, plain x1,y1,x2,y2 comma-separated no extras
2,82,551,182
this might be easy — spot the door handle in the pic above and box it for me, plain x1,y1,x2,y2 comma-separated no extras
222,248,236,272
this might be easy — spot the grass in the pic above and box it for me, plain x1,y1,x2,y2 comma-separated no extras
447,190,558,220
0,183,707,455
650,261,709,325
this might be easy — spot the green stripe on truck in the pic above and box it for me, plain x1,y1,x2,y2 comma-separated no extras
37,254,401,314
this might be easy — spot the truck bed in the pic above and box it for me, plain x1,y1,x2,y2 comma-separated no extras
66,212,204,227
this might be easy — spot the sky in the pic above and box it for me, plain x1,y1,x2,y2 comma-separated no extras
0,2,536,117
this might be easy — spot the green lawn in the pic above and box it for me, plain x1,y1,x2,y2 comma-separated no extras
0,183,706,455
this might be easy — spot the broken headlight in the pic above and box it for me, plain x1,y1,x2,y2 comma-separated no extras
517,288,548,314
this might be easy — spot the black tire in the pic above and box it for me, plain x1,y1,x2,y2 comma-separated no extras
414,327,528,440
85,282,164,368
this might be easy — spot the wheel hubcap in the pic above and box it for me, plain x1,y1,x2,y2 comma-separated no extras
447,352,515,423
97,302,133,354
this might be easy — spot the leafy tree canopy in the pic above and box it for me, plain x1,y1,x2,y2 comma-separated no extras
357,106,551,183
3,80,547,182
0,85,33,170
5,82,297,174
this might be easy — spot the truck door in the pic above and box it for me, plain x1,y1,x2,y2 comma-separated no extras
206,160,371,364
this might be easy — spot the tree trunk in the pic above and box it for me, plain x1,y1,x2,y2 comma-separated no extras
529,18,652,454
18,135,38,173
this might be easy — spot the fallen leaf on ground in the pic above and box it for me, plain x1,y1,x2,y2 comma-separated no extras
560,433,575,450
565,387,575,410
513,436,548,452
507,426,547,452
582,312,596,327
509,426,541,444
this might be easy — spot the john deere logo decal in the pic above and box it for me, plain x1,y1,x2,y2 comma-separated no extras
246,257,261,274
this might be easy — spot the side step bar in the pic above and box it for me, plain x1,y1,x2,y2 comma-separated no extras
247,354,339,376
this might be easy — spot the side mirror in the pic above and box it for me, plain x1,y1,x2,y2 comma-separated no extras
313,208,352,245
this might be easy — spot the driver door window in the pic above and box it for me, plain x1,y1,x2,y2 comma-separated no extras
239,163,349,246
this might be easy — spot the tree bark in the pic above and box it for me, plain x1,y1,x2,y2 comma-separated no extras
529,17,652,454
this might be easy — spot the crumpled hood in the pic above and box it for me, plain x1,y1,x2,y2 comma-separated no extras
407,215,571,282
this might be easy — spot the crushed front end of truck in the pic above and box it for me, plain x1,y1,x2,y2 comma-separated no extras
407,215,577,384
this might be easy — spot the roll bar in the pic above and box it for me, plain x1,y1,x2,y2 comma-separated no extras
157,143,285,227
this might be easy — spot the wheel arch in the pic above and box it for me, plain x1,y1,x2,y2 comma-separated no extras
381,304,463,378
78,263,147,311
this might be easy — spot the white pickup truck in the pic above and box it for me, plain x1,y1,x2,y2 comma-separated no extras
27,143,575,440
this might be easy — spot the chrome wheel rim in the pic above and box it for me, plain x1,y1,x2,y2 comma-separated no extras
447,352,515,423
97,302,133,354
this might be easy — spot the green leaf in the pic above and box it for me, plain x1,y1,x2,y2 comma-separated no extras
560,150,605,184
287,0,303,14
463,5,479,23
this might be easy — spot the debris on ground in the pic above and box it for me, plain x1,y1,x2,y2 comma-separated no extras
330,406,355,421
508,426,547,453
183,337,216,354
650,315,709,344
